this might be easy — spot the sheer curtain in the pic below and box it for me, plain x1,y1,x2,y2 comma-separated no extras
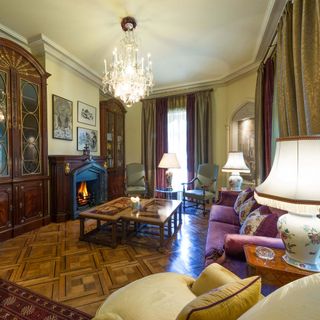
167,96,187,190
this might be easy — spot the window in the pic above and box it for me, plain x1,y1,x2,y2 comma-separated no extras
167,107,187,190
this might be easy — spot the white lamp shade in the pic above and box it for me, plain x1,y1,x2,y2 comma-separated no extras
158,153,180,169
221,152,250,173
254,136,320,215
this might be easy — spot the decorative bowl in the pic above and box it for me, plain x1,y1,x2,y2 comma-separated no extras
255,246,275,261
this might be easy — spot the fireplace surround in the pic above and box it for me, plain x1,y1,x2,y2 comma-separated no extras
71,161,106,219
49,155,108,222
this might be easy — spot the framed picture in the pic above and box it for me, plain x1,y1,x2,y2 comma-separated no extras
77,101,96,126
77,127,98,152
52,94,73,140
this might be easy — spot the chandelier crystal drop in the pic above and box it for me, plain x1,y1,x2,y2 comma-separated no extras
102,16,154,107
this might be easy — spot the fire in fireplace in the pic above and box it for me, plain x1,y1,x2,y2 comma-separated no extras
71,161,106,219
77,181,91,207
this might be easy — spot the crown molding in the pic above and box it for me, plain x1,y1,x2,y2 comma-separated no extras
255,0,287,62
28,34,102,88
151,61,259,96
0,22,29,50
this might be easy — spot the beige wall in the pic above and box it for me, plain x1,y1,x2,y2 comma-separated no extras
125,101,142,164
46,56,100,155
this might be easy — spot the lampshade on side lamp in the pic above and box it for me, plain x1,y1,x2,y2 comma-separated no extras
255,136,320,272
222,152,250,191
158,153,180,189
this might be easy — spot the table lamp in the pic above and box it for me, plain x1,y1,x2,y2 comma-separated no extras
158,153,180,189
255,136,320,272
222,151,250,191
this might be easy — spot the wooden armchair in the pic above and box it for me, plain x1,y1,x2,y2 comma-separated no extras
182,164,219,215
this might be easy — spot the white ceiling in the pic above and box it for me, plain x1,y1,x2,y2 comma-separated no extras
0,0,285,91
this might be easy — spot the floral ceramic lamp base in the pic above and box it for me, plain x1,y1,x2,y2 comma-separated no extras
278,212,320,272
228,172,243,191
165,170,173,190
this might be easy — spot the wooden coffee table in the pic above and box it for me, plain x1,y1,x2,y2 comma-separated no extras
79,197,131,248
79,197,182,251
244,244,313,287
120,198,182,252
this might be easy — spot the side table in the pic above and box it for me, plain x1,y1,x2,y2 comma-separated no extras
244,244,313,287
155,187,181,200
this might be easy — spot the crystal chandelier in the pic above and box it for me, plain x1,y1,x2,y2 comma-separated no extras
102,16,154,107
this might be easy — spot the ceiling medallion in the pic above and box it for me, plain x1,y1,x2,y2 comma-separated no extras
102,16,154,107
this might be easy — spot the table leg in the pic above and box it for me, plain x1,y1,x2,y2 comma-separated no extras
179,204,182,225
174,210,178,233
168,217,172,237
121,220,127,244
111,222,117,248
80,217,85,240
159,225,165,253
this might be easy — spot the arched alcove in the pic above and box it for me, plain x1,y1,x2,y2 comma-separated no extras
229,101,255,186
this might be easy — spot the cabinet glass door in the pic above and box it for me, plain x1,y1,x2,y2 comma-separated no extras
0,70,9,177
116,113,124,167
106,111,115,168
21,80,41,175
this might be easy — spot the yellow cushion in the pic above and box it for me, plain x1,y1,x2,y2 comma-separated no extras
177,276,261,320
93,272,196,320
239,273,320,320
191,263,240,296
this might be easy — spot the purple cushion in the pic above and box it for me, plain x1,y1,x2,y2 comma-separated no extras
268,207,287,216
205,221,240,258
209,205,240,226
254,213,279,237
224,234,285,257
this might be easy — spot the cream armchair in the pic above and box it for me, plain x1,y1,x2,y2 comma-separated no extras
93,263,320,320
93,263,257,320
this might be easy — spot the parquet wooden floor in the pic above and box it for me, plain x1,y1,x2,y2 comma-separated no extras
0,206,208,316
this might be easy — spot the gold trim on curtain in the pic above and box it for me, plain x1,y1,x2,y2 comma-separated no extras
141,99,156,196
168,95,187,110
277,0,320,136
254,65,264,185
194,90,213,167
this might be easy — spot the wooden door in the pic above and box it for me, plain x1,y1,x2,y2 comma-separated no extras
14,181,44,235
0,184,13,240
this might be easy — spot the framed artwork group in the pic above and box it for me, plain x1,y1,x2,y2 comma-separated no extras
52,94,98,151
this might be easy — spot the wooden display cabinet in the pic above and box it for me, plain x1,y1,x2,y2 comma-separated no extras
0,37,50,240
100,99,126,200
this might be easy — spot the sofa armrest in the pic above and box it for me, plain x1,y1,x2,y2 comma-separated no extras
224,234,285,257
216,190,239,206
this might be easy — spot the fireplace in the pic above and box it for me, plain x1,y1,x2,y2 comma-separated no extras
71,161,107,219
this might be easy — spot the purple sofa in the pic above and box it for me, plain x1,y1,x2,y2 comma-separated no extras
204,190,285,279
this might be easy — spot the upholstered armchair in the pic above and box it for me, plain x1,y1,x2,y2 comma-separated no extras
182,163,219,215
124,163,147,197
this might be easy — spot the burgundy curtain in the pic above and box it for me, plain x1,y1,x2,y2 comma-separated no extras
262,58,274,176
186,94,195,183
156,98,168,188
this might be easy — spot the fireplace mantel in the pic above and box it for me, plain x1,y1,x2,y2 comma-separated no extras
49,155,108,222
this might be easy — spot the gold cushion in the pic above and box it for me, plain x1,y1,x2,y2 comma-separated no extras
191,263,240,296
93,272,196,320
177,276,261,320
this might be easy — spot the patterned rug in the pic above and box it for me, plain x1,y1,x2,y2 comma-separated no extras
0,278,91,320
